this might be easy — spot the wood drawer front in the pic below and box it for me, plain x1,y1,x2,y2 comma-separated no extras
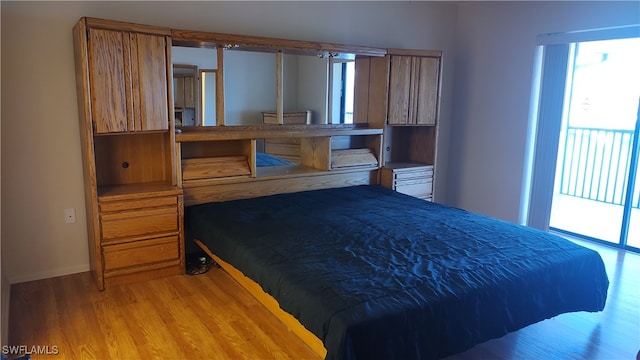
393,167,433,180
100,196,177,212
103,236,179,271
101,206,178,240
396,180,433,198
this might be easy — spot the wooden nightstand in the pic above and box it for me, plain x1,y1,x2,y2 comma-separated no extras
381,163,434,201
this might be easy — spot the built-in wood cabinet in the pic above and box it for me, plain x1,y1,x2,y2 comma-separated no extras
355,49,442,200
387,52,441,126
73,16,443,289
174,76,195,109
74,17,183,290
176,127,383,205
99,189,184,287
87,25,170,133
381,164,434,201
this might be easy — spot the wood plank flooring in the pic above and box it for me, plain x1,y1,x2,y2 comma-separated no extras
8,239,639,359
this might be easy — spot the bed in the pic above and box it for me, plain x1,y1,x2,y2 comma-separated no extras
186,185,609,360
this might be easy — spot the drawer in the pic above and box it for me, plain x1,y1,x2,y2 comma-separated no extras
101,206,178,240
396,180,433,198
100,196,177,212
393,167,434,181
103,235,179,271
395,177,431,187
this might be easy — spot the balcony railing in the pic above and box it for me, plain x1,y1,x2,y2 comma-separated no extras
558,126,640,208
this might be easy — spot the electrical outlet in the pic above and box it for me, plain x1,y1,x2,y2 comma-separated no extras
64,208,76,224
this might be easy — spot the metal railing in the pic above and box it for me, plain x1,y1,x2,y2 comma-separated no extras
558,126,640,208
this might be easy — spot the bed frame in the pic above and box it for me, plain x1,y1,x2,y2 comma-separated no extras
180,125,383,357
194,239,327,358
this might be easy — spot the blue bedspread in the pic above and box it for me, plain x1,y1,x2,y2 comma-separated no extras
187,185,609,360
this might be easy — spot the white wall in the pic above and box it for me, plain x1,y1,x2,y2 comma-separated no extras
450,1,640,223
0,1,457,283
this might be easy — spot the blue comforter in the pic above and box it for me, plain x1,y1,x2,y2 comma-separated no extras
187,185,609,359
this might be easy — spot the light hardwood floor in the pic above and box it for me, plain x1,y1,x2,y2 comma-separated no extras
8,239,639,360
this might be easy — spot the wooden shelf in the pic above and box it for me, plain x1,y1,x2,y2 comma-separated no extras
97,183,181,200
176,125,383,142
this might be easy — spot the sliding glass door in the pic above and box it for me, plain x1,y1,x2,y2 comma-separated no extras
549,37,640,251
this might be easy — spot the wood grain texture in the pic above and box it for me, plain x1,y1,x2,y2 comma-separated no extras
9,270,319,360
171,29,386,57
415,57,440,126
135,33,169,131
195,240,327,358
85,17,171,36
88,28,129,133
182,156,251,180
73,18,104,289
300,137,331,170
330,148,378,169
175,125,383,142
93,133,171,186
8,240,638,360
387,55,412,125
182,169,376,205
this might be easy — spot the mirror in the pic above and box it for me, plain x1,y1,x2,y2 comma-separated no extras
224,49,277,126
171,45,356,126
171,46,217,126
173,64,198,126
200,69,217,126
329,55,356,124
282,53,327,124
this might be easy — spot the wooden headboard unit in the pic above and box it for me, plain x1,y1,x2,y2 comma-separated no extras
177,124,383,206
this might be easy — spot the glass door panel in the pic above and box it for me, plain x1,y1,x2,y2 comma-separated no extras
550,37,640,248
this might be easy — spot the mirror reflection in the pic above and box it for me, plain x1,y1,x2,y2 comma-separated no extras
258,137,301,166
173,64,198,126
171,46,356,127
200,69,217,126
282,53,327,124
225,50,277,126
172,46,217,126
329,56,355,124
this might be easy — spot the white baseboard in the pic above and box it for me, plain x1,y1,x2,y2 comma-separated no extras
8,264,90,285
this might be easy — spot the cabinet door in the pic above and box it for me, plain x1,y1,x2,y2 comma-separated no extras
132,33,169,131
387,55,440,126
414,57,440,126
387,56,412,125
174,77,185,109
183,76,196,108
88,29,168,133
88,28,130,133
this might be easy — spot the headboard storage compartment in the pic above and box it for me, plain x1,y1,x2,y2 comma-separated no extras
180,139,255,186
330,135,381,169
264,137,302,164
176,126,383,205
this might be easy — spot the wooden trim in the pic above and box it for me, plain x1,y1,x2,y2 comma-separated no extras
166,39,178,186
172,29,386,57
85,17,171,36
176,125,383,142
73,18,104,290
387,48,442,57
102,263,182,288
276,51,284,124
183,169,376,205
194,239,327,359
216,47,225,126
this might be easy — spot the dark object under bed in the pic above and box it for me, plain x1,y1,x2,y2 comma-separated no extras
186,185,609,360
